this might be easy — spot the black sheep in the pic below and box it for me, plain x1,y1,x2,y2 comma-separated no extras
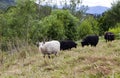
60,40,77,50
81,35,99,47
104,32,115,42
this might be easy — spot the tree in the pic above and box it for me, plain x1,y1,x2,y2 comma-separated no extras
62,0,87,19
37,5,52,20
52,10,79,40
38,10,79,40
98,1,120,35
77,16,99,39
41,15,65,40
1,0,38,51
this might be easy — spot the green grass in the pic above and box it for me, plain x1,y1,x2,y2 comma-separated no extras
0,40,120,78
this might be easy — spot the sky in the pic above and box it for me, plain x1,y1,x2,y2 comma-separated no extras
36,0,117,8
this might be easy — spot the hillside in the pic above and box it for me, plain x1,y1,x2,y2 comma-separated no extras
0,39,120,78
86,6,110,15
0,0,15,10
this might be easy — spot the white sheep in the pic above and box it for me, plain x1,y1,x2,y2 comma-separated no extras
39,40,60,58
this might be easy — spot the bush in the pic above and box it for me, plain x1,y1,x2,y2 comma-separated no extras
39,10,79,40
77,20,93,39
77,16,99,39
40,15,65,40
109,23,120,39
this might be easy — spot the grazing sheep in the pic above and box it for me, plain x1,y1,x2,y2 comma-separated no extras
39,40,60,58
81,35,99,47
104,32,115,42
60,40,77,50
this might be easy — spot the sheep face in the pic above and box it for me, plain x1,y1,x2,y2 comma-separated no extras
39,42,44,47
39,42,44,52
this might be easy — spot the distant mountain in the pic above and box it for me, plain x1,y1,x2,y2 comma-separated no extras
86,6,110,15
0,0,14,3
0,0,15,10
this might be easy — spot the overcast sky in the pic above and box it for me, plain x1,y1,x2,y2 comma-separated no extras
36,0,117,8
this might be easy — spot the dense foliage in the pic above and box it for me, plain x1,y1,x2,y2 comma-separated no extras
109,23,120,39
98,1,120,35
77,16,99,38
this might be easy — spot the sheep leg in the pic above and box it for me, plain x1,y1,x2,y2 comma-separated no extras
48,54,51,58
55,52,57,56
43,55,45,58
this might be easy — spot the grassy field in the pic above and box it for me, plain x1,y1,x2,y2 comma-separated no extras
0,40,120,78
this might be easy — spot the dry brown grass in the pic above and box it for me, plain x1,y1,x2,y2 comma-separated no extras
0,40,120,78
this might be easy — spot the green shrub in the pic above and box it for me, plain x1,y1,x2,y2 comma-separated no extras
39,10,79,40
40,15,65,40
77,16,99,39
109,23,120,39
77,20,93,39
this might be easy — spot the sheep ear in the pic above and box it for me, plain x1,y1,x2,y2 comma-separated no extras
43,41,45,44
36,41,40,46
49,37,52,41
43,39,45,44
